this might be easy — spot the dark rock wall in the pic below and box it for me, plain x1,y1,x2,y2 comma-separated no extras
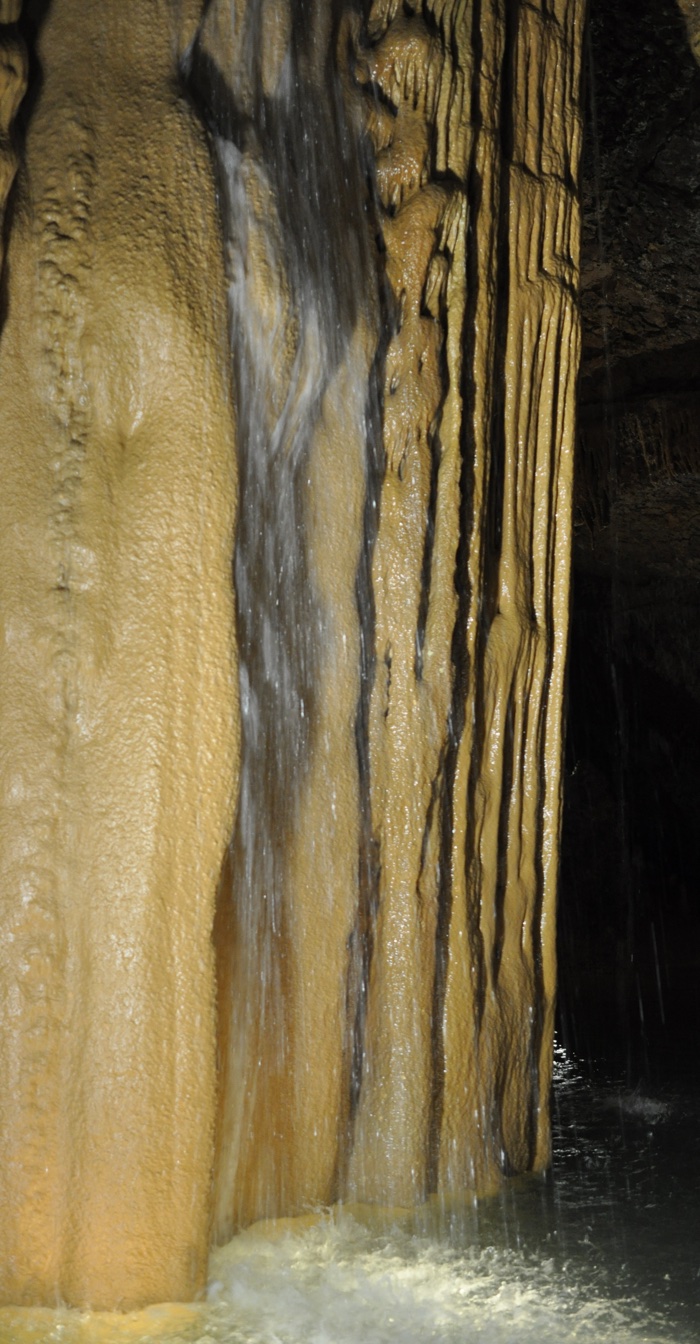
559,0,700,1072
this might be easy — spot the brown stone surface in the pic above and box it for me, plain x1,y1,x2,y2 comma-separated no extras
209,0,585,1220
0,4,26,259
0,0,238,1310
1,0,586,1310
444,0,583,1183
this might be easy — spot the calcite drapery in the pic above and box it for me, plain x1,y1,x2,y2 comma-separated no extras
212,0,585,1222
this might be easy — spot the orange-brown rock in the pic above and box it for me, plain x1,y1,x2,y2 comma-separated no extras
0,0,238,1309
210,0,585,1223
0,0,586,1310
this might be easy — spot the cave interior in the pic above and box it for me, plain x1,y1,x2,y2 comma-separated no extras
559,0,700,1081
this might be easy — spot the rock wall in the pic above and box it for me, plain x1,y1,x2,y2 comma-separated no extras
559,0,700,1068
0,1,26,256
677,0,700,61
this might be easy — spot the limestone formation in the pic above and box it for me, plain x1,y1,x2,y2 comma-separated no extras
203,0,380,1237
211,0,586,1224
0,0,238,1309
0,0,585,1311
346,0,584,1201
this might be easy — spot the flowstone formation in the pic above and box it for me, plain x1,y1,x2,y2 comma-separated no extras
209,0,585,1230
349,0,584,1203
0,0,238,1310
210,0,583,1231
0,0,585,1312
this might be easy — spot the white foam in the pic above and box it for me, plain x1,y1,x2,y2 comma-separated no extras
0,1212,677,1343
203,1213,674,1344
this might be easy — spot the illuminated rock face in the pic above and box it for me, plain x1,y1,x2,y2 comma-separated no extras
212,0,585,1227
0,0,584,1312
0,0,238,1310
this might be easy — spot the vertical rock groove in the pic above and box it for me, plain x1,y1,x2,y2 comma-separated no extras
347,0,470,1204
441,0,585,1190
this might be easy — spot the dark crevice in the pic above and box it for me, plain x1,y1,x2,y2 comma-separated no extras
463,0,518,1004
491,687,515,989
344,340,385,1156
415,201,454,681
525,317,568,1167
416,751,445,918
339,16,394,1175
414,429,441,683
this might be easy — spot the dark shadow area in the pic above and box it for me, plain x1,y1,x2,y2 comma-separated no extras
558,0,700,1085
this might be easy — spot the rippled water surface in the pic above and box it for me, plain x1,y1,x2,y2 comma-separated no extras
1,1043,697,1344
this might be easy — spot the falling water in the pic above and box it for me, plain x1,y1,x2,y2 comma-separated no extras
187,0,383,1232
